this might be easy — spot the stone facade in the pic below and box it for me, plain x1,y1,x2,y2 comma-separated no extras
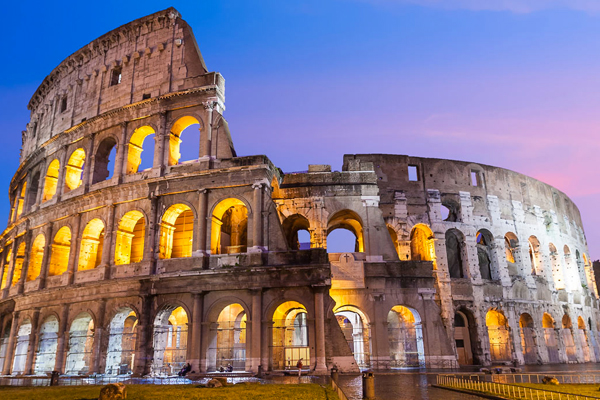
0,8,598,377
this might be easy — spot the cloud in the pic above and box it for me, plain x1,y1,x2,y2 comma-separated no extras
357,0,600,13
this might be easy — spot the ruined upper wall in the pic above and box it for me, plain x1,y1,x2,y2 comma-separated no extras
21,7,216,161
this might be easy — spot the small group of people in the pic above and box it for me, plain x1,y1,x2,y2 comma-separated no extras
219,363,234,373
178,362,192,377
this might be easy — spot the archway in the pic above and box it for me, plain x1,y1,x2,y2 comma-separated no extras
11,242,26,286
152,306,189,376
168,116,201,165
271,301,309,371
0,320,11,370
410,224,435,267
327,210,364,253
577,316,592,362
12,319,32,374
387,306,425,368
159,204,194,259
454,311,474,365
65,313,94,375
282,214,311,250
561,314,577,362
335,306,371,369
476,230,494,280
486,309,511,362
92,137,117,184
542,313,560,363
528,236,541,276
42,159,60,202
33,315,59,374
445,229,466,278
126,126,155,174
211,199,248,255
48,226,71,276
207,303,247,372
519,313,538,364
77,219,105,271
26,234,45,281
64,148,86,192
105,308,138,375
504,232,519,276
115,211,145,265
1,246,11,289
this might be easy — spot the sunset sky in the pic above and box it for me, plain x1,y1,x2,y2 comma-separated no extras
1,1,599,258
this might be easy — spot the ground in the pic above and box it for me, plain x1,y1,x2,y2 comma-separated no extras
0,383,339,400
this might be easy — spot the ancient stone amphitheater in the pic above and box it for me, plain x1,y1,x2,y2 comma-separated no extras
0,8,597,378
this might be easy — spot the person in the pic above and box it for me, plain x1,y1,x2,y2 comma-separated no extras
178,362,192,377
296,358,303,377
219,366,225,372
227,363,233,372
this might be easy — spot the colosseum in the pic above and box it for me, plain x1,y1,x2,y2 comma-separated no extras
0,7,598,378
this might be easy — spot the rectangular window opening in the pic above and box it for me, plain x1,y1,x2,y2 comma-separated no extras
60,97,67,113
408,165,419,181
470,170,479,186
142,93,151,100
110,67,122,86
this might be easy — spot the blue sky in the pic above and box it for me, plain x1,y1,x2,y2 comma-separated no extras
1,1,600,257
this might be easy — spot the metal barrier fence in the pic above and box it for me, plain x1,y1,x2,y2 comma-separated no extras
0,375,194,387
437,374,600,400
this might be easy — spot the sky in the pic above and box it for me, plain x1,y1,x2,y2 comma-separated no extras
1,1,599,258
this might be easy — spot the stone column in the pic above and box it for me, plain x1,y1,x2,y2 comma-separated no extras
53,304,70,373
133,295,154,376
114,122,128,183
313,286,328,372
250,288,262,372
101,205,116,278
146,195,160,275
189,292,204,372
2,311,19,374
17,231,33,294
197,189,209,258
82,134,95,193
261,320,272,372
55,149,67,201
38,223,54,289
199,101,215,161
67,214,82,285
91,298,106,374
249,183,263,252
24,308,41,374
154,112,168,174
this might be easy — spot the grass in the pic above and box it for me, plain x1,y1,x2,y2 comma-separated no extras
0,383,339,400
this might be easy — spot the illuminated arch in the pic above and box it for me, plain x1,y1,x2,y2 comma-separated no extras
207,303,248,372
387,305,425,368
1,246,12,289
410,224,436,267
64,148,86,191
168,116,201,166
334,305,372,369
528,236,541,275
126,126,155,174
105,307,138,375
27,234,45,281
42,159,60,202
65,312,95,375
211,198,248,255
282,214,311,250
327,209,364,253
115,210,146,265
271,301,309,370
77,219,105,271
486,309,511,362
11,242,26,286
152,305,189,375
15,181,27,219
159,204,194,259
48,226,71,276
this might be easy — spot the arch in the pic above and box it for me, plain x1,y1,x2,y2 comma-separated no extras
486,309,511,362
92,137,117,184
388,225,400,258
168,116,201,166
454,310,476,365
11,242,26,286
528,236,541,275
387,305,425,368
410,224,436,267
65,312,94,375
577,316,593,362
504,232,519,276
15,181,27,219
77,218,105,271
1,246,12,290
519,313,538,364
115,210,146,265
27,234,45,281
42,159,60,202
105,307,138,375
151,305,189,375
334,305,372,369
549,243,565,290
271,301,309,370
48,226,71,276
206,303,248,372
561,313,577,362
159,204,194,259
211,198,248,255
126,125,156,174
0,319,11,370
12,318,32,374
33,315,59,374
542,312,560,363
445,229,466,278
441,198,460,222
64,148,86,192
327,210,364,253
25,171,40,211
282,214,311,250
476,229,495,280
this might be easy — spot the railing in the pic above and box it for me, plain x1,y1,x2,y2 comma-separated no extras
491,374,600,385
0,375,194,387
437,374,600,400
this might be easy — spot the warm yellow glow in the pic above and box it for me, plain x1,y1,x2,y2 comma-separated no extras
327,210,364,252
486,309,508,327
159,204,193,259
390,305,416,324
49,226,71,276
211,198,248,255
115,210,145,265
504,233,517,264
272,301,307,321
43,159,60,202
15,182,27,218
126,126,155,174
542,313,555,329
27,234,45,281
1,246,12,289
11,242,26,286
168,116,200,166
78,219,105,271
64,148,86,191
519,313,534,328
562,314,572,329
578,316,586,330
410,224,436,268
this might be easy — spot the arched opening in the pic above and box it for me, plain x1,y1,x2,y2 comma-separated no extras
504,232,519,276
159,204,194,259
542,313,560,363
486,309,511,362
48,226,71,276
445,229,466,279
272,301,309,371
519,313,538,364
77,219,105,271
15,182,27,219
410,224,436,267
92,137,117,184
11,242,26,286
115,211,145,265
327,210,364,253
561,314,577,362
549,243,565,290
454,311,474,365
207,303,247,372
528,236,541,276
152,306,188,376
64,148,86,192
388,225,400,258
126,126,155,174
25,171,40,211
282,214,311,250
577,316,592,362
211,199,248,255
335,306,371,369
476,230,494,280
42,159,60,202
387,306,425,368
12,319,32,374
0,320,11,370
1,246,12,290
105,308,138,375
33,315,59,374
27,234,45,281
169,116,201,166
65,313,94,375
